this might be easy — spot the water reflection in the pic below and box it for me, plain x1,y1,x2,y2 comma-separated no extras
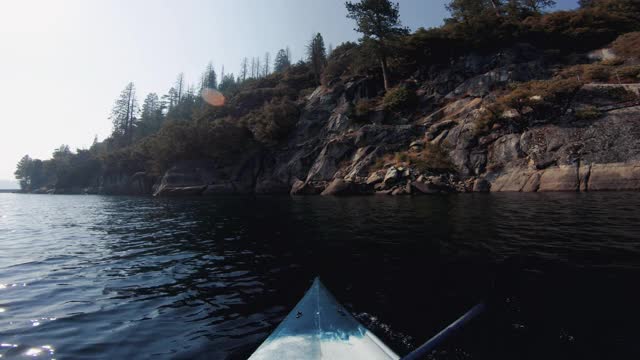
0,193,639,359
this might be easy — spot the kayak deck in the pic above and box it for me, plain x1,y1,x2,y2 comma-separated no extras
249,278,399,360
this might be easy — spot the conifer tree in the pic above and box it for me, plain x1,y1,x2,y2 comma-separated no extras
307,33,327,84
201,62,218,91
346,0,408,90
110,82,138,145
274,49,291,72
174,73,185,103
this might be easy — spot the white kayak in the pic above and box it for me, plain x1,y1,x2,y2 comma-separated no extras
249,277,399,360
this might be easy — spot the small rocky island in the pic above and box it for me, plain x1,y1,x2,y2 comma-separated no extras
14,0,640,196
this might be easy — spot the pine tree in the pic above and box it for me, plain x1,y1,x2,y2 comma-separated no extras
139,93,163,136
219,73,238,94
446,0,497,22
346,0,409,90
201,62,218,91
175,73,185,103
446,0,555,22
110,82,138,145
307,33,327,84
274,49,291,72
162,87,178,112
518,0,556,13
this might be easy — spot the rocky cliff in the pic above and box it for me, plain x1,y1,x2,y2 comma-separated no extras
110,45,640,197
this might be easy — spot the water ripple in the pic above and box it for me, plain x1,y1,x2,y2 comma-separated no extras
0,193,639,359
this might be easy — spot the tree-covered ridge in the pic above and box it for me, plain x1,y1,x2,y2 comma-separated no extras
14,0,640,193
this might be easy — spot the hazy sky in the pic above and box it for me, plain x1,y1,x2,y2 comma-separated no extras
0,0,578,186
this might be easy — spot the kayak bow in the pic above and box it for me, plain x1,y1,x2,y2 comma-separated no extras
249,278,399,360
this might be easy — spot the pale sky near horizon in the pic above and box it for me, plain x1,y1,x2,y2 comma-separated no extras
0,0,578,187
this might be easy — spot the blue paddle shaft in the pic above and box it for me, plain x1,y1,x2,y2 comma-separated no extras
402,303,486,360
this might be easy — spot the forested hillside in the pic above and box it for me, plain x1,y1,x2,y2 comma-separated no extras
15,0,640,195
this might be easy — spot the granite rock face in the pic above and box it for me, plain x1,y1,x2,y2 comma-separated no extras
588,163,640,191
101,44,640,196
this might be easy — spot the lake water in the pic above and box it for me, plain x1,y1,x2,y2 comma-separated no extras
0,193,639,359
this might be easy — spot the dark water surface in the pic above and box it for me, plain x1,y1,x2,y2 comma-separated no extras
1,193,639,359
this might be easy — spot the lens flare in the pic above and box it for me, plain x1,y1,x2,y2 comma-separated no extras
201,88,225,107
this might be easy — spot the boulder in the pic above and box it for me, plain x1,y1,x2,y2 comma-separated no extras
306,140,354,182
538,165,579,192
490,169,538,192
343,146,380,181
383,167,401,184
321,178,352,196
521,172,542,192
588,163,640,191
290,179,325,195
488,134,524,167
366,171,385,185
411,181,439,194
153,161,215,197
473,178,491,192
447,68,511,98
427,120,457,140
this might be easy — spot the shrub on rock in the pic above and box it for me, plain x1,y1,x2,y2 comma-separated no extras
382,86,416,113
611,32,640,61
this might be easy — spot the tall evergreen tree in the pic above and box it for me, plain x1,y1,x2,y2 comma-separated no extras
446,0,554,22
14,155,33,190
110,82,138,145
446,0,498,22
219,73,238,94
175,73,185,103
201,62,218,91
346,0,408,90
162,87,178,112
521,0,555,11
141,93,160,119
274,49,291,72
307,33,327,84
138,93,163,137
